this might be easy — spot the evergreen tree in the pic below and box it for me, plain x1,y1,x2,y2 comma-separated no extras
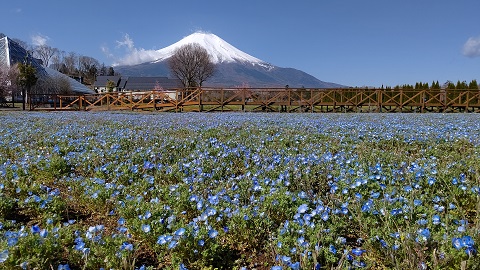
468,79,478,90
16,62,38,111
107,67,115,76
446,81,456,89
456,80,468,89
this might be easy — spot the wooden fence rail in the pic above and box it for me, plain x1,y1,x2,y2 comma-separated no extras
29,88,480,113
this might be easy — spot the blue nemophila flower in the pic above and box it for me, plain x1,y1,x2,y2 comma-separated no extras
297,204,308,214
74,239,85,251
31,224,41,234
198,239,205,246
57,264,71,270
141,224,151,233
417,219,428,225
208,229,218,238
433,204,445,212
432,215,441,225
40,229,48,238
452,237,463,250
289,262,300,269
281,255,291,263
462,236,475,247
351,248,366,256
175,228,186,237
416,228,431,242
413,199,422,206
120,242,133,251
7,236,18,247
206,207,217,216
157,235,172,245
361,199,374,212
168,240,178,249
321,211,329,221
0,249,8,263
379,239,388,248
390,208,402,216
118,217,126,226
271,266,283,270
390,232,400,239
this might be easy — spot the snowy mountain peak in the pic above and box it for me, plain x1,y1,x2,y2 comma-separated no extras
152,32,271,67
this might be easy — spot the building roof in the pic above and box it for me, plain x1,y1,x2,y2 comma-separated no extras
94,76,121,87
123,77,182,90
95,76,182,91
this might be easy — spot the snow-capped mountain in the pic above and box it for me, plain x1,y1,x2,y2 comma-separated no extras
115,32,344,88
151,32,270,67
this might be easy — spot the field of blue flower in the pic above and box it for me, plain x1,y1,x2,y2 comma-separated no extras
0,111,479,270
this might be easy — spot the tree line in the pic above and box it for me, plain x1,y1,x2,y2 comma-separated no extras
389,80,479,90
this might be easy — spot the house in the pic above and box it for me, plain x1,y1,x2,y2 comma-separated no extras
93,76,122,93
94,76,182,93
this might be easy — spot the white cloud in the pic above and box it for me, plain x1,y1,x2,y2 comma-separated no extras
115,33,135,50
106,33,160,66
31,33,49,46
101,45,114,59
463,36,480,58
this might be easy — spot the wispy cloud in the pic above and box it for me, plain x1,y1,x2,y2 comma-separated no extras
105,33,160,66
31,33,50,46
463,36,480,58
101,45,114,59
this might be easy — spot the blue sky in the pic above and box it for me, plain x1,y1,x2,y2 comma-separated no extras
2,0,479,87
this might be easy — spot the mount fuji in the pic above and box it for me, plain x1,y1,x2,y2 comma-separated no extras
115,32,344,88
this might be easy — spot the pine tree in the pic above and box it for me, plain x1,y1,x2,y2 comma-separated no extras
468,79,478,90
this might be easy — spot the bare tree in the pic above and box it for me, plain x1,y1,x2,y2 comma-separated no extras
50,50,66,71
0,65,18,102
63,52,78,76
168,43,215,88
79,56,99,85
34,45,59,67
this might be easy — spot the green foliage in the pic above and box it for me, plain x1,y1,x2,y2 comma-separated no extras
106,80,116,92
456,80,468,90
469,79,478,90
16,62,38,90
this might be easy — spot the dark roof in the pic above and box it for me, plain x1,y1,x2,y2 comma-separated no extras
94,76,121,87
123,77,182,90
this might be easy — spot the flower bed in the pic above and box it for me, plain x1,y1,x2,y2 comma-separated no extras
0,112,479,269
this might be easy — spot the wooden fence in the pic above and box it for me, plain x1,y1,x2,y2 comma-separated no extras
29,87,480,113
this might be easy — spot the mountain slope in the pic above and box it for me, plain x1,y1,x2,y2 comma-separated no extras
115,32,344,88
